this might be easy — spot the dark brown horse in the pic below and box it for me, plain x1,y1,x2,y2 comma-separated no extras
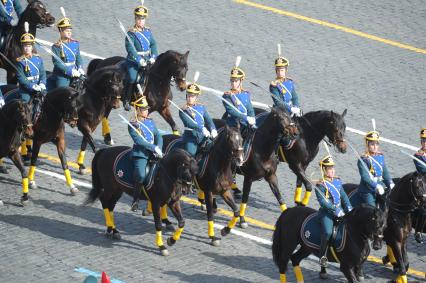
76,66,123,174
24,87,80,195
162,125,244,246
0,0,55,84
255,108,348,207
86,147,198,256
86,50,189,142
0,100,33,204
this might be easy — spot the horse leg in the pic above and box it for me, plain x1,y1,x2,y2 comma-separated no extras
9,151,29,205
161,205,175,231
239,177,253,229
20,139,31,166
159,106,179,135
389,241,408,283
77,135,91,175
300,166,313,206
401,239,409,271
166,200,185,247
108,193,121,240
205,190,220,246
294,174,304,205
340,264,359,283
194,177,206,210
0,158,8,173
152,201,169,256
266,173,287,212
28,138,43,190
220,189,239,237
290,246,311,283
54,136,78,195
102,108,114,145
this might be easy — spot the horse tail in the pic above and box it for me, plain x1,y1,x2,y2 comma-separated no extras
84,148,105,205
272,209,291,273
86,58,103,77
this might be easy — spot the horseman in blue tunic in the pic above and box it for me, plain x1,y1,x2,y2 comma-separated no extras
47,7,84,90
0,0,23,42
357,130,394,207
413,128,426,243
128,95,163,211
122,2,158,111
315,155,352,268
269,44,301,118
180,73,217,158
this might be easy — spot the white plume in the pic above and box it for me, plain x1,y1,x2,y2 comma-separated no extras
140,0,144,5
323,141,331,157
371,118,376,131
60,7,66,18
24,22,29,33
193,71,200,84
235,56,241,67
277,43,281,56
136,84,143,95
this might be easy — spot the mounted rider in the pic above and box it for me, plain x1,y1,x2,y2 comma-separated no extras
269,44,301,118
122,1,158,111
315,154,352,269
413,128,426,243
357,123,394,207
0,0,23,46
47,7,84,90
128,95,163,212
180,72,217,158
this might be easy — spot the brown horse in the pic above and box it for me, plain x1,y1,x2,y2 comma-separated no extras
0,0,55,84
85,50,189,143
0,100,33,204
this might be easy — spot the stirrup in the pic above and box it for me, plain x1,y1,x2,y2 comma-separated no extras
319,256,328,267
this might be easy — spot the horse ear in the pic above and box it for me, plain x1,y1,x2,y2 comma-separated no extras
182,51,190,62
342,109,347,117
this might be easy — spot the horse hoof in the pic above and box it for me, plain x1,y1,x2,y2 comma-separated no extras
239,221,249,229
358,275,365,282
221,227,231,237
112,230,121,240
160,246,169,256
382,255,389,265
70,186,79,195
142,209,152,216
0,166,8,174
29,181,37,190
212,208,218,214
167,237,176,246
130,202,139,212
78,167,87,175
319,271,328,280
210,237,221,246
105,230,113,238
20,196,30,206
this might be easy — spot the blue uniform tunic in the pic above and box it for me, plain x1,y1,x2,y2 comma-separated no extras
0,0,23,27
47,39,83,90
179,103,216,157
357,153,393,206
414,149,426,173
222,89,255,129
6,54,46,103
316,177,352,240
269,78,299,114
128,117,163,183
124,27,158,85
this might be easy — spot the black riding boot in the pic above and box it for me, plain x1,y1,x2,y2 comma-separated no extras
319,235,329,267
123,83,135,111
131,182,144,212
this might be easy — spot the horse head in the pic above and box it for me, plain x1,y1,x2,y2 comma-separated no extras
168,50,189,91
6,100,33,138
223,125,244,167
271,106,299,139
411,171,426,206
172,149,198,196
25,1,55,28
326,109,347,153
88,67,123,109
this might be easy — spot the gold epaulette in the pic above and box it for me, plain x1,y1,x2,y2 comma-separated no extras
415,149,425,156
16,56,25,62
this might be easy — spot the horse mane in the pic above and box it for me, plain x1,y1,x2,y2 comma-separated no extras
346,203,374,221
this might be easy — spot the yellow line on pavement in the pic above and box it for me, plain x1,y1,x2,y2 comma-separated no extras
36,151,425,278
233,0,426,55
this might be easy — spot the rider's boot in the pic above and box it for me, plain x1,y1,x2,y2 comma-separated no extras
131,182,144,212
123,83,135,111
319,235,329,268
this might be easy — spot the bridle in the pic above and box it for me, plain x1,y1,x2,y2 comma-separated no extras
389,175,426,213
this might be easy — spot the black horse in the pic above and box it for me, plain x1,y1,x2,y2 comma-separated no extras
162,125,244,246
255,108,348,207
86,147,198,256
76,66,123,174
0,100,33,204
86,50,189,140
216,106,299,228
0,0,55,84
25,87,80,195
272,204,387,283
378,172,426,283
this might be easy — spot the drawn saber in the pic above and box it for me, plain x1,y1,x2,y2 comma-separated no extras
35,41,70,69
167,98,198,125
199,85,247,116
118,114,150,144
401,149,426,169
116,18,139,59
347,140,376,182
0,51,25,77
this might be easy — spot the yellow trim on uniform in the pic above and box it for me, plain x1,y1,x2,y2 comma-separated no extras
172,227,184,241
64,169,72,186
156,230,164,247
280,273,287,283
103,208,112,228
109,211,116,229
280,204,287,212
301,191,312,206
239,203,247,217
293,266,304,283
77,151,85,165
208,220,215,237
29,166,36,181
294,187,302,203
330,246,340,263
22,177,29,194
102,117,110,136
172,130,180,136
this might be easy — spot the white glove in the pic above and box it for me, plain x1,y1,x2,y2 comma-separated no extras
71,68,81,78
375,184,385,195
389,182,395,190
246,116,256,126
211,129,218,139
32,84,42,92
78,67,85,76
154,146,163,158
149,57,155,64
202,127,211,138
0,96,5,108
39,83,46,91
290,107,301,117
139,58,147,67
337,210,345,217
